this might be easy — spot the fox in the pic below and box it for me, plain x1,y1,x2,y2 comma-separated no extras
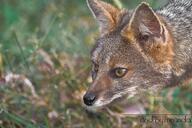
83,0,192,109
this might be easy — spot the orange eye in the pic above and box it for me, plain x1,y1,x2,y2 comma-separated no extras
113,68,128,78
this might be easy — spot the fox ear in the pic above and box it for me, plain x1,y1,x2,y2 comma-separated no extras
122,2,164,40
87,0,120,36
122,3,174,65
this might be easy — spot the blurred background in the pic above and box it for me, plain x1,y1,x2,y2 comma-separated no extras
0,0,192,128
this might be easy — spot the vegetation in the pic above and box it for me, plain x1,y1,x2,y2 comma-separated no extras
0,0,192,127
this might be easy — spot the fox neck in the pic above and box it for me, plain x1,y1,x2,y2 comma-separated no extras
157,1,192,84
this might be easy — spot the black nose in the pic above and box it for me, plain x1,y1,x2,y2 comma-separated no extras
83,92,96,106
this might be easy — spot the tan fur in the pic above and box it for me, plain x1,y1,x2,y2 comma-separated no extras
122,3,174,66
143,27,174,65
88,0,120,35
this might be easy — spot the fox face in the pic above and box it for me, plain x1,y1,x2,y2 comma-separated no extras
83,0,175,108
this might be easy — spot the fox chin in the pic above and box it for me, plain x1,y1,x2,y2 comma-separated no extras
83,0,192,109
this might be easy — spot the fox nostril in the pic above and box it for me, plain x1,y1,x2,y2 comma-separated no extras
83,93,96,106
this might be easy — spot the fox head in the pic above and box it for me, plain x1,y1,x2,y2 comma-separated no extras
83,0,175,108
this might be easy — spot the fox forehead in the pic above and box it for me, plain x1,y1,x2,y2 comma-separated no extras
91,33,146,68
91,34,122,65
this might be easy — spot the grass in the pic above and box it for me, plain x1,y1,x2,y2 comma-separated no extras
0,0,192,128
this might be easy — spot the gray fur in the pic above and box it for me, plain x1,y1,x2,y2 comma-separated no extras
158,0,192,68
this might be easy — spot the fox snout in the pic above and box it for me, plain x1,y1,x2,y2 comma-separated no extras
83,92,96,106
83,72,113,107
